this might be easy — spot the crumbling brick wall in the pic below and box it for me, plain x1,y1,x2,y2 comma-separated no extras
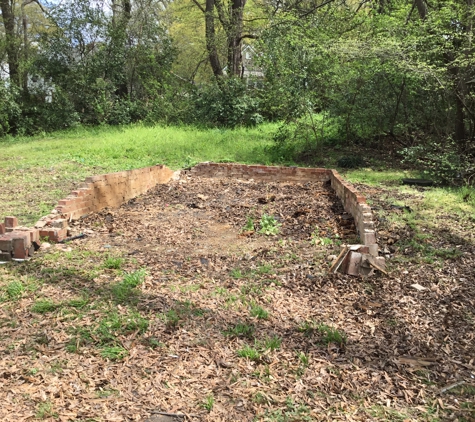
53,165,175,220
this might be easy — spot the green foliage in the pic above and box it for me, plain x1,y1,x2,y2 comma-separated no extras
157,300,205,330
258,214,281,236
100,346,129,360
103,257,123,270
191,78,263,127
200,394,215,412
5,281,25,300
96,311,149,343
31,299,58,314
242,216,255,232
223,322,255,338
111,269,147,303
262,335,281,351
236,344,261,361
298,320,347,346
250,303,269,319
317,324,347,346
402,141,475,186
0,82,21,136
36,401,58,419
262,397,312,421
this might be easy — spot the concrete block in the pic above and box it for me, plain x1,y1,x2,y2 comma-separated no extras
347,252,362,276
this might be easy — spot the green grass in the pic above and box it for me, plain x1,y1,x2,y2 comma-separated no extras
0,123,277,224
110,269,147,303
250,303,269,319
31,299,59,314
103,257,124,270
236,344,261,361
100,346,129,360
200,394,215,412
5,281,25,300
223,322,255,338
35,401,58,419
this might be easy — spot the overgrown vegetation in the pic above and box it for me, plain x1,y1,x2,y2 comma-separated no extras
0,0,474,186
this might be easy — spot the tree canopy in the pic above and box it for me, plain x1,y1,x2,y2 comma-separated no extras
1,0,474,183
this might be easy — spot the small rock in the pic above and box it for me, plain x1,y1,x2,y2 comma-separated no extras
327,255,337,262
411,283,427,291
104,245,112,249
41,242,52,250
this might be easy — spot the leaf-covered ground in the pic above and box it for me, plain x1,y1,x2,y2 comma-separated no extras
0,175,474,422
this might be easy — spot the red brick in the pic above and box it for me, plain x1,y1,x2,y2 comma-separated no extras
0,223,5,234
15,228,40,243
5,216,18,228
0,234,13,252
39,228,68,242
12,233,30,259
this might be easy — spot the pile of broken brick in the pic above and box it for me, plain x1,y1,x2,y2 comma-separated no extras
0,216,69,262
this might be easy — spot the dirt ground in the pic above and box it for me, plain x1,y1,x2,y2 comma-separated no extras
0,174,474,421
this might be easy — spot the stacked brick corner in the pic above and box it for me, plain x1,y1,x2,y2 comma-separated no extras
0,216,41,261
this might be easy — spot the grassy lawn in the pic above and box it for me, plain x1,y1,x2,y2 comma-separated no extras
0,123,278,224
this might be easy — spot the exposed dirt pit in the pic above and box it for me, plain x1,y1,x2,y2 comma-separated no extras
76,176,356,259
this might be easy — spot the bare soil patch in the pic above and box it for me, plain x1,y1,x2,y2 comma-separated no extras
0,176,474,421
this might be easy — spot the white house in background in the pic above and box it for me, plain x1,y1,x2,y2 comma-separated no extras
241,44,264,81
0,64,55,102
222,44,264,85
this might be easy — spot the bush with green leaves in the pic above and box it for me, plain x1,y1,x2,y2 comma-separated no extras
402,141,475,186
191,78,263,127
0,82,21,136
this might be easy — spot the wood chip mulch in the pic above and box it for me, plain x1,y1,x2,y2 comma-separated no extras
0,175,474,421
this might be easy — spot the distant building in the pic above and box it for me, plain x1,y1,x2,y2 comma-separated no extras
241,45,264,81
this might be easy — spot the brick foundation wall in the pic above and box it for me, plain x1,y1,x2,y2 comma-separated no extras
49,164,176,221
1,162,381,270
31,165,175,243
189,162,331,183
189,163,378,251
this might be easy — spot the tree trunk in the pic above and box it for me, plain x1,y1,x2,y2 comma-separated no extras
205,0,223,77
0,0,20,86
414,0,427,20
227,0,246,77
110,0,132,97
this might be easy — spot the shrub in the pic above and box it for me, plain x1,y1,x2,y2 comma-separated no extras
191,78,263,127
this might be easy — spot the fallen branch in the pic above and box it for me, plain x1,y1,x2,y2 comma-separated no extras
440,381,465,394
